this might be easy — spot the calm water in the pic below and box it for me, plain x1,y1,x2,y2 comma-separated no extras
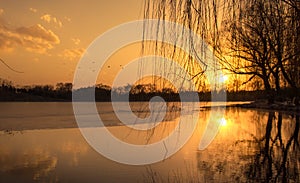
0,102,299,182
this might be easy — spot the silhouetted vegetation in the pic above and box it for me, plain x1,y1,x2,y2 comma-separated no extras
1,78,299,103
0,79,70,101
143,0,300,104
245,112,300,182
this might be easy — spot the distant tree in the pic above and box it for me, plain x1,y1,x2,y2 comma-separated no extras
162,87,175,94
96,83,111,91
56,83,72,92
55,83,72,99
130,84,146,94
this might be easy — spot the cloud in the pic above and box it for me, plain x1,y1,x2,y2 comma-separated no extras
0,23,60,53
71,38,80,45
64,16,71,22
40,14,62,28
29,8,37,13
16,24,60,44
0,9,4,15
60,48,85,60
40,14,51,23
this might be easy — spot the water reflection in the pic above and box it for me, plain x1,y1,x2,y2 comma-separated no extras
197,110,299,183
0,102,299,182
246,112,299,182
0,146,58,182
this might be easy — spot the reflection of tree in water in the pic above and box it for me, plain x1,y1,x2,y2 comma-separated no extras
107,101,183,144
246,112,299,182
196,111,299,182
0,147,58,182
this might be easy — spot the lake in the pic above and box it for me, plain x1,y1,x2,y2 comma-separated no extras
0,102,299,182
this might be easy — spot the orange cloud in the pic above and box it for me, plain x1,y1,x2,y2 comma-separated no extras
16,24,60,44
29,8,37,13
40,14,51,23
0,23,60,53
40,14,62,28
60,48,85,60
64,16,71,22
0,9,4,15
71,38,80,45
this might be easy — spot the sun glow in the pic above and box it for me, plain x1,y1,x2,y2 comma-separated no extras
220,75,229,83
219,118,227,127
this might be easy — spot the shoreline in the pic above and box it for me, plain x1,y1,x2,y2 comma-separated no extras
200,101,300,114
1,101,299,132
233,101,300,113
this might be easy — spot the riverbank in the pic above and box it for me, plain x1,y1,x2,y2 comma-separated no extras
233,101,300,113
198,100,300,114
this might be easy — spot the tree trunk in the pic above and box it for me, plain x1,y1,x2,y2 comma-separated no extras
262,77,274,103
274,69,281,94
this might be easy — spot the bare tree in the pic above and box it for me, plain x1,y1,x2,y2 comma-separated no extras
143,0,300,99
224,1,273,93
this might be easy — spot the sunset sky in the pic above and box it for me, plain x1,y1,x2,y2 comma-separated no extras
0,0,142,86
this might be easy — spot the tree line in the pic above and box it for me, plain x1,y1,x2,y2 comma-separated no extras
0,78,272,102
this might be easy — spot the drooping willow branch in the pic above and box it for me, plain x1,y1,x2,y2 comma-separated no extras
141,0,300,92
0,58,24,73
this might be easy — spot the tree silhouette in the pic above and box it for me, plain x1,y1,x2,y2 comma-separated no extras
143,0,300,101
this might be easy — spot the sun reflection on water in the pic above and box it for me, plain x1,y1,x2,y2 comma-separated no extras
219,118,227,127
0,103,298,183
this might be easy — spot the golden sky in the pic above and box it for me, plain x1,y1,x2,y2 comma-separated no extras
0,0,142,86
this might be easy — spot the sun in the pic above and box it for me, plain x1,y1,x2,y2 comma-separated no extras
219,75,229,83
219,118,227,126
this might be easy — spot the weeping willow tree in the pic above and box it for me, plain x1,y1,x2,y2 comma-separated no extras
141,0,300,97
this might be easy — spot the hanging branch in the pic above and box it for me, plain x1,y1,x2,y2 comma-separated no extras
0,58,24,73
